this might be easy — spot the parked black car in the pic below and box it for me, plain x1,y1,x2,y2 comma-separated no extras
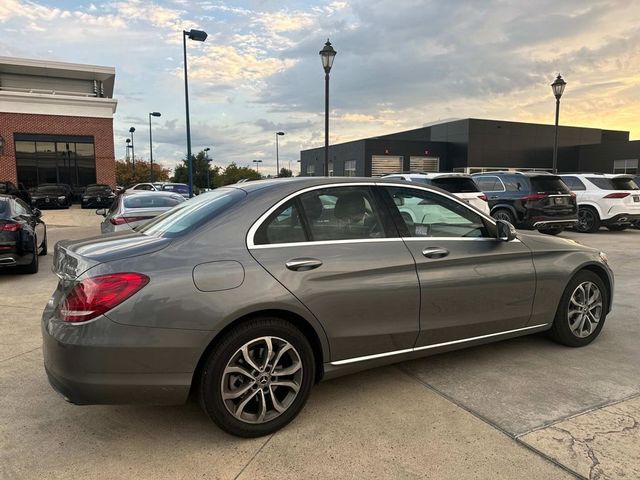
472,171,577,235
0,181,31,204
31,184,73,209
0,194,47,273
81,184,116,209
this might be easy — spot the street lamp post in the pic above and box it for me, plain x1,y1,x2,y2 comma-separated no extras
183,28,208,198
148,112,161,183
129,127,136,172
319,39,336,177
204,147,211,189
275,131,285,177
125,138,131,162
253,159,263,174
551,74,567,174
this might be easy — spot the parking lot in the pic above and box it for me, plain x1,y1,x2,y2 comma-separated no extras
1,206,639,480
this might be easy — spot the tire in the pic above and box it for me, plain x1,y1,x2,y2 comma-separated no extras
39,232,48,256
575,206,600,233
492,208,515,224
549,271,608,347
22,237,39,274
606,225,627,231
538,227,563,235
199,317,315,438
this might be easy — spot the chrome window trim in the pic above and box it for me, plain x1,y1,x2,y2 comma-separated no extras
246,181,498,249
330,323,550,366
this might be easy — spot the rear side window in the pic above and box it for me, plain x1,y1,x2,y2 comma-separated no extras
611,177,639,190
254,202,306,245
138,188,245,238
586,177,616,190
474,176,505,192
430,177,479,193
123,194,184,209
560,176,586,191
530,176,570,193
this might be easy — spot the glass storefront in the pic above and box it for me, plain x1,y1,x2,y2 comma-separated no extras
15,135,96,189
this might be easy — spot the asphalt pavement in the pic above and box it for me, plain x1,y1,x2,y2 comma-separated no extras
1,207,638,479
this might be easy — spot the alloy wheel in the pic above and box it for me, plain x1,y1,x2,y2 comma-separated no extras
493,210,513,222
577,209,594,232
568,281,602,338
221,336,303,424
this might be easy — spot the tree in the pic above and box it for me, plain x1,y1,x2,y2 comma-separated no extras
279,168,293,177
172,150,261,188
214,163,261,186
115,159,171,186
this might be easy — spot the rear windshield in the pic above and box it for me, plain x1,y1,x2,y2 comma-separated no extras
162,184,189,194
530,176,570,193
611,177,639,190
431,177,479,193
123,194,185,209
35,186,66,194
587,177,617,190
138,188,246,238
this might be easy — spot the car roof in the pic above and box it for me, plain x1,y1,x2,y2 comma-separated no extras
121,190,182,197
383,172,473,179
472,171,552,177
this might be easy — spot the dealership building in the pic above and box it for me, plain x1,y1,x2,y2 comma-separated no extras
300,118,640,177
0,56,117,191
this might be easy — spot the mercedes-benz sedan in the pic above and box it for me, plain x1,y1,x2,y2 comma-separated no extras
43,178,613,437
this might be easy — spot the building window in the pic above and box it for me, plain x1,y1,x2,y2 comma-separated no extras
371,156,402,176
613,159,638,174
328,160,334,177
15,135,96,189
409,156,439,172
306,163,315,177
344,159,356,177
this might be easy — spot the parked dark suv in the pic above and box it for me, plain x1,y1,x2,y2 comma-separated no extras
472,171,577,235
0,181,31,204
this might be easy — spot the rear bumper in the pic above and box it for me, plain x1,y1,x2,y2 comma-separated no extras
42,311,213,405
530,218,578,230
601,213,640,226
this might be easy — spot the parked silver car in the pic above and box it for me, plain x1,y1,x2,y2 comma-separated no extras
43,178,613,437
97,191,185,233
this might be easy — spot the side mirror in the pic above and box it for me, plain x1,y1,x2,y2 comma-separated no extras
32,208,42,218
96,208,106,216
496,219,517,241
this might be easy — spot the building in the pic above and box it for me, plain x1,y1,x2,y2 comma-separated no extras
0,56,117,192
300,118,639,177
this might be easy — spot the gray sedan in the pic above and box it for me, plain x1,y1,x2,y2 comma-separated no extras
97,190,185,233
43,178,613,437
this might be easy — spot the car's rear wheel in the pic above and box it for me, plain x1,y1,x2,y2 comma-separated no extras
199,317,315,438
549,271,608,347
606,225,627,231
492,208,515,224
575,206,600,233
538,227,563,235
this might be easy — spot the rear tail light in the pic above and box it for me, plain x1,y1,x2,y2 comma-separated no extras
0,222,22,232
110,216,154,225
603,192,630,199
478,194,488,201
570,191,576,198
522,193,547,201
58,272,149,323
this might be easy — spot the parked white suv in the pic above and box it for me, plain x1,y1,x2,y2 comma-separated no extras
382,172,490,215
558,173,640,232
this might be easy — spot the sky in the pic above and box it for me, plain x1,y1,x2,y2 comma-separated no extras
1,0,639,175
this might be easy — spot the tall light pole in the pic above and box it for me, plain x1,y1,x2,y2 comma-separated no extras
129,127,136,172
183,28,208,198
275,131,285,177
319,39,336,177
551,74,567,174
125,138,131,162
148,112,161,183
204,147,211,189
253,159,263,174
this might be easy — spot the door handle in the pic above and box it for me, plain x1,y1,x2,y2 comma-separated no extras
422,247,449,259
285,258,323,271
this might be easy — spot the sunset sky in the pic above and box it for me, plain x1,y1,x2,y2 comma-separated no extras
1,0,639,175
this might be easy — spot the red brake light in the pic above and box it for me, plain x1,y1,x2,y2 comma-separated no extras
109,217,127,225
522,193,547,201
570,191,576,197
0,222,22,232
603,192,630,199
478,194,488,201
58,272,149,323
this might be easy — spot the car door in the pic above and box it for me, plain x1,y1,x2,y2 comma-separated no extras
248,184,420,362
13,199,43,252
380,185,536,347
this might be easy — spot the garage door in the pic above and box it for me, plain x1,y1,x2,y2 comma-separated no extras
371,156,403,176
410,156,439,172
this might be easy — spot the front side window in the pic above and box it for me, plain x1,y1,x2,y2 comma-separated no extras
384,187,490,238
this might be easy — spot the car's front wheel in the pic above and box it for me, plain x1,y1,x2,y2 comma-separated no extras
549,271,608,347
199,317,315,437
492,208,515,225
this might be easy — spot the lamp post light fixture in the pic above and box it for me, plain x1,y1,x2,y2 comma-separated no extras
319,39,336,177
148,112,161,183
204,147,211,189
253,159,263,174
129,127,136,171
551,74,567,174
275,131,285,177
183,28,208,198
